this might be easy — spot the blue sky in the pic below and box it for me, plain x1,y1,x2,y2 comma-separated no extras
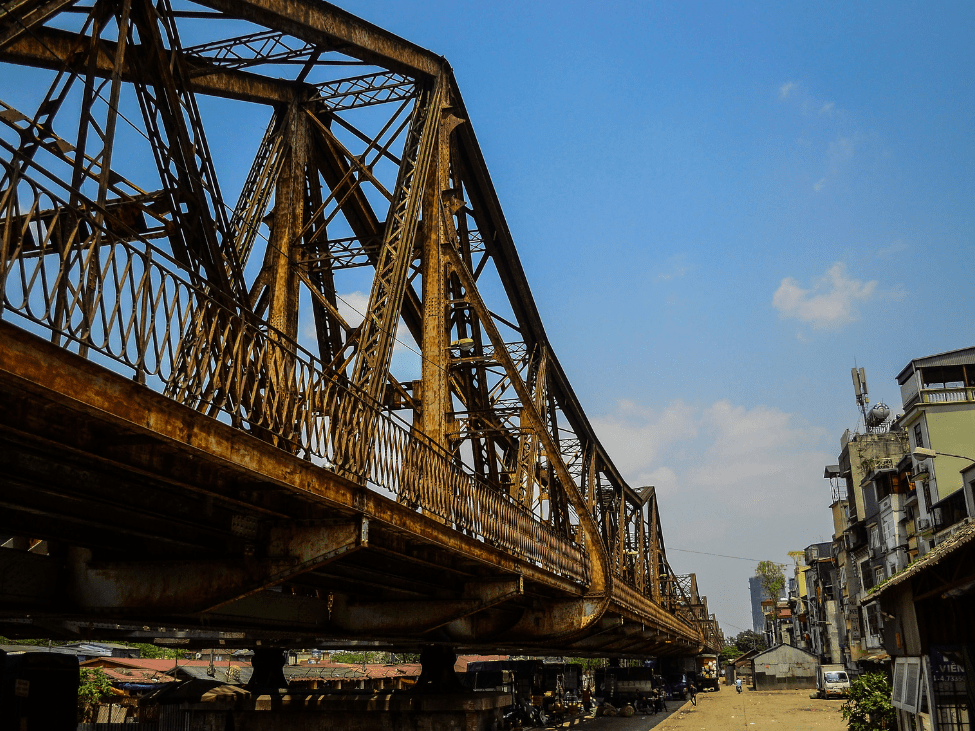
4,0,973,639
334,0,975,636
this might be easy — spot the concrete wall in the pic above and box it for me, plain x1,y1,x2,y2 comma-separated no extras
825,599,843,664
753,672,817,690
926,405,975,500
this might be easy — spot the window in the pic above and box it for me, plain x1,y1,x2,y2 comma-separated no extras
866,602,883,635
892,657,922,713
914,423,924,449
870,526,880,548
860,560,873,591
875,566,885,585
921,481,932,512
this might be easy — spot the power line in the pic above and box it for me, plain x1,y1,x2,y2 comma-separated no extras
664,546,771,563
721,621,753,634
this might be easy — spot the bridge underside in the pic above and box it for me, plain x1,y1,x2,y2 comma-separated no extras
0,322,696,657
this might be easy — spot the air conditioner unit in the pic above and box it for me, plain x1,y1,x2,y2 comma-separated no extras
916,518,930,531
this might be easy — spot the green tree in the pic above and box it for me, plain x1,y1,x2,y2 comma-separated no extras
719,644,744,665
78,668,113,705
842,673,895,731
78,667,114,722
733,630,768,653
331,651,385,664
131,643,180,659
755,560,786,642
566,656,607,673
718,645,745,667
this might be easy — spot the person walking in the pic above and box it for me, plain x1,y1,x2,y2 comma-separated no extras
689,682,698,706
736,678,743,694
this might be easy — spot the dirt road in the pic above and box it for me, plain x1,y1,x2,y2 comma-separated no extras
549,688,847,731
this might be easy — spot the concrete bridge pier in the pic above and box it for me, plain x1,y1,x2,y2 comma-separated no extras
413,645,467,693
246,648,288,692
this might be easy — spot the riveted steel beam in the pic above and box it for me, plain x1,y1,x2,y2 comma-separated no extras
0,28,300,104
65,518,366,613
191,0,443,78
330,576,522,635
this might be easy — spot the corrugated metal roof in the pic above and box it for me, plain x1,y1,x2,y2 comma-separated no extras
870,519,975,597
896,347,975,384
177,666,253,684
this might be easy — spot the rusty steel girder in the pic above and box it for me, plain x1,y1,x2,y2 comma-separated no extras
0,0,717,655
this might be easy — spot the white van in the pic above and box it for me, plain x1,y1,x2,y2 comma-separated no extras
816,664,851,698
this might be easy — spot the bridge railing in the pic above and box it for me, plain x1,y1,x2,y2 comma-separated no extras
0,161,588,584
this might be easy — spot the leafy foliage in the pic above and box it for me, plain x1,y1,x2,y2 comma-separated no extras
78,668,113,705
130,643,180,659
841,673,896,731
77,668,115,723
755,561,786,603
756,560,786,641
0,636,60,646
566,656,608,672
330,651,389,664
732,630,768,653
719,645,745,665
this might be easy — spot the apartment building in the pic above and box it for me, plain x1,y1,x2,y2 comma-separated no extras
896,346,975,552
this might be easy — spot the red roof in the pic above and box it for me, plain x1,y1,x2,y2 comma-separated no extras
287,661,422,680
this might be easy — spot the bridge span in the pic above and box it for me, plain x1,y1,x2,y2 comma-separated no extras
0,0,721,658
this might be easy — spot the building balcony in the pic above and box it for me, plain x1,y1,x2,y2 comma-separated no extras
906,386,975,408
843,522,868,551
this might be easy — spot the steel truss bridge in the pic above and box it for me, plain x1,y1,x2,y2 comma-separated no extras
0,0,721,658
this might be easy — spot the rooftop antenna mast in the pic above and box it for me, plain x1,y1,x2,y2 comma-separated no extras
851,366,869,427
852,366,890,433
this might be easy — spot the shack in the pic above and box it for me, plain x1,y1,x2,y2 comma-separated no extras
750,645,818,690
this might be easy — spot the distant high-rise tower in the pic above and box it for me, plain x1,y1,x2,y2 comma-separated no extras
749,576,768,632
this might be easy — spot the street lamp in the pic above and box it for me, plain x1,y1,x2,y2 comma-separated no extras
912,447,975,464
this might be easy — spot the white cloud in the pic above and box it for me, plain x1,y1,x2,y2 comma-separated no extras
772,263,878,330
876,240,908,260
778,81,797,99
590,399,699,482
813,178,827,192
336,290,370,327
820,101,835,115
592,398,833,635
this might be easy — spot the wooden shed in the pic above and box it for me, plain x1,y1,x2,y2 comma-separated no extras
750,644,819,690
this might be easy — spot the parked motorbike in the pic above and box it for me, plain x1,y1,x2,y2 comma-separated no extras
502,698,548,729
